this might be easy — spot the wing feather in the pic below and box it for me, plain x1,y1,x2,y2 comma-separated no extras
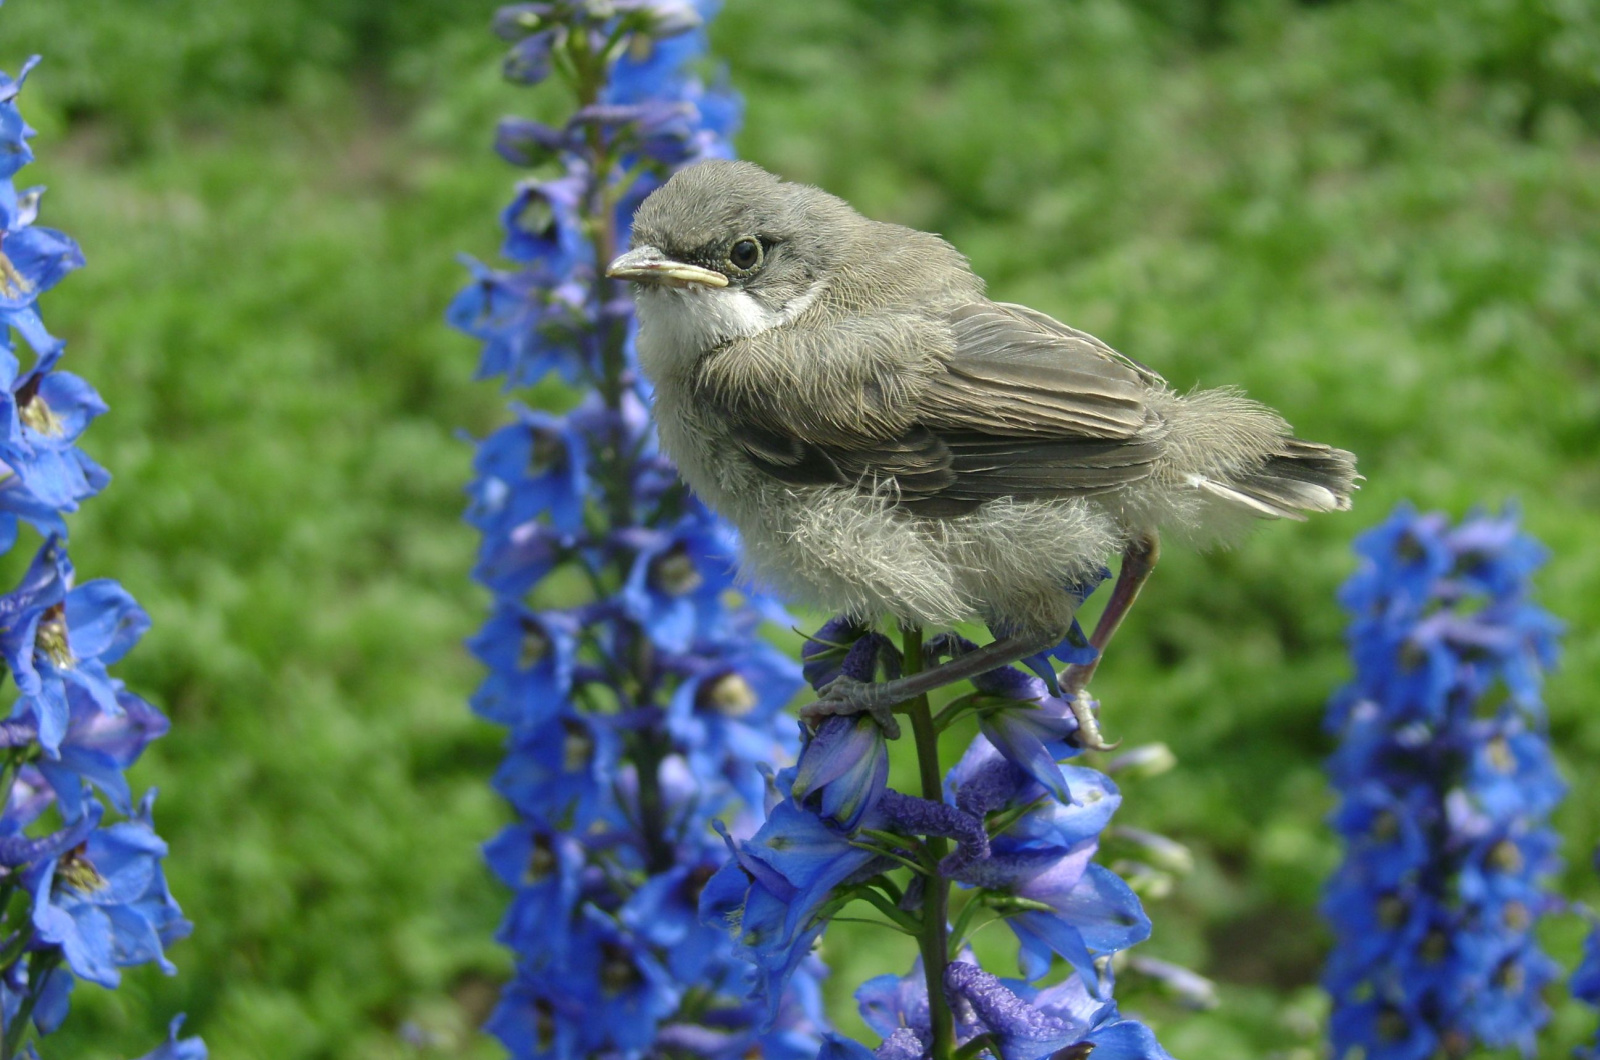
710,300,1162,514
916,302,1160,440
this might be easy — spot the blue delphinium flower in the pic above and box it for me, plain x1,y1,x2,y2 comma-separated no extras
701,794,883,1023
0,29,199,1060
455,3,826,1056
843,952,1172,1060
790,631,897,831
26,793,189,989
702,620,1179,1060
1324,506,1563,1059
0,539,149,757
620,510,742,654
129,1015,206,1060
666,640,802,811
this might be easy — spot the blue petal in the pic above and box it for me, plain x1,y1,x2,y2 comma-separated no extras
1084,1019,1176,1060
1053,864,1151,955
133,1014,208,1060
0,227,83,309
979,703,1073,804
66,579,149,664
32,868,119,987
30,966,72,1036
816,1033,877,1060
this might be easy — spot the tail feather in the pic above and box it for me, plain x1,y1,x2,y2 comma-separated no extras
1194,438,1360,521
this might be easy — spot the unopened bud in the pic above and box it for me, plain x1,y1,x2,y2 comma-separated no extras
1103,743,1176,779
1110,826,1194,875
642,0,702,36
1125,954,1219,1010
1111,860,1173,900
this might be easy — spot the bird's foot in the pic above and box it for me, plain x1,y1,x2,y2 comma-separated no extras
800,675,902,740
1068,688,1120,752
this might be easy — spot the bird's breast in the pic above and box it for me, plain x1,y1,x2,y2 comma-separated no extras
643,367,764,516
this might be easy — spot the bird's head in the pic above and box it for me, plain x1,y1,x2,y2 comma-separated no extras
610,160,980,379
607,160,851,350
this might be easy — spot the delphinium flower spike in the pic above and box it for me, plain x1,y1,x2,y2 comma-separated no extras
1323,506,1563,1059
703,617,1182,1060
0,16,203,1059
453,3,826,1056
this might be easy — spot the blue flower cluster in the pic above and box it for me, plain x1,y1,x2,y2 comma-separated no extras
1323,505,1564,1059
452,4,826,1057
0,33,203,1060
702,619,1178,1060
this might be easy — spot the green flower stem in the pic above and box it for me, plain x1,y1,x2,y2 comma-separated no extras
0,921,32,978
631,730,675,874
870,874,905,904
931,694,978,732
0,747,30,819
985,792,1048,840
903,624,955,1060
559,33,679,876
946,893,984,958
952,1032,996,1060
859,827,923,854
845,884,923,935
847,839,928,878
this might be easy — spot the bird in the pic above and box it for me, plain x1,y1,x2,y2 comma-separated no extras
607,159,1358,748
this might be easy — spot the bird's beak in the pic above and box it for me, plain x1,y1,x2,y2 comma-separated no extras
605,246,729,289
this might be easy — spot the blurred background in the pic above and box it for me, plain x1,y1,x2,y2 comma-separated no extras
0,0,1597,1055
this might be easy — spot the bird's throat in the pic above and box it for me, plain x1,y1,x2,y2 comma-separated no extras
634,285,789,381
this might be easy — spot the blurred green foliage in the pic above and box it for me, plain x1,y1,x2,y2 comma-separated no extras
0,0,1597,1056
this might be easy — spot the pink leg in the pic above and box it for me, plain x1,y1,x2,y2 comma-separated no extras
1059,532,1160,749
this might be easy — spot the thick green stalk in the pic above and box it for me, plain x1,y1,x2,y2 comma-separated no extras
572,45,635,531
903,625,954,1060
568,40,676,873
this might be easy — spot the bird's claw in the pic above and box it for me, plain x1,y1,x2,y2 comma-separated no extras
800,675,902,740
1069,688,1120,752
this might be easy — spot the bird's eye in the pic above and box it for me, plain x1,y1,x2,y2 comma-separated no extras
727,237,762,271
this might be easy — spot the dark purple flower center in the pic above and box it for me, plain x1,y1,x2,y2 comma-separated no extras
561,718,594,772
518,618,551,668
529,429,567,476
600,942,643,995
525,836,557,883
1376,1006,1409,1043
650,545,703,596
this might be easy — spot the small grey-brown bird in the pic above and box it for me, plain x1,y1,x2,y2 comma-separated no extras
607,160,1357,747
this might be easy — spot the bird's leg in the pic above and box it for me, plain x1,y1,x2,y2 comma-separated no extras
1058,531,1161,751
801,627,1066,740
1059,532,1161,693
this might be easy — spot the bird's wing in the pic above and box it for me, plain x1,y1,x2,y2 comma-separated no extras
918,301,1163,439
703,301,1164,516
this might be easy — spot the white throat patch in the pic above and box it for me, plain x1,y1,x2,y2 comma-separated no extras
634,282,823,380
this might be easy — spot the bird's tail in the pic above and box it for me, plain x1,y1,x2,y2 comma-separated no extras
1195,437,1360,521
